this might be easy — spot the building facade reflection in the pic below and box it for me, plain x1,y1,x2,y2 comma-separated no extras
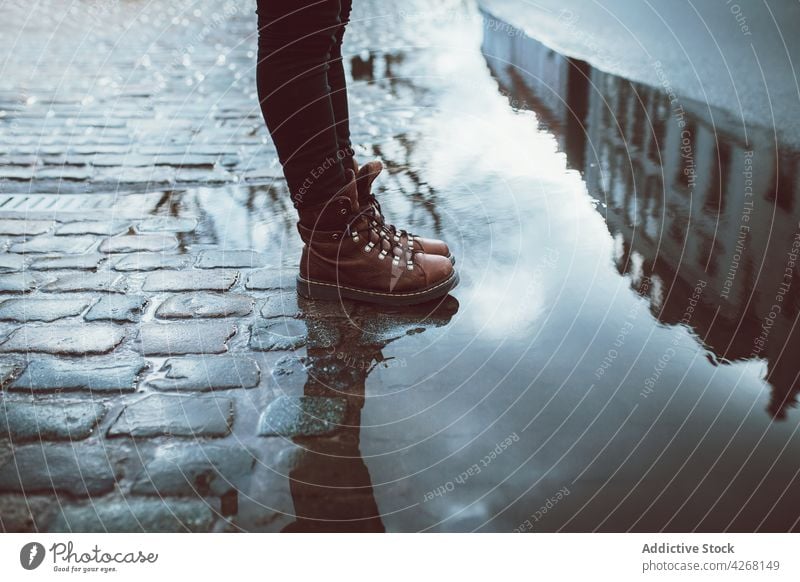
482,10,800,418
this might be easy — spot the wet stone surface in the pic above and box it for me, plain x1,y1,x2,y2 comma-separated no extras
245,268,295,290
0,255,26,273
55,220,131,236
99,234,179,253
84,295,147,322
259,292,302,319
250,319,307,352
49,498,215,533
0,324,125,355
112,253,193,271
41,272,127,293
155,292,253,319
29,254,104,271
0,399,106,442
142,269,239,292
0,297,92,322
9,236,96,254
0,219,53,236
0,273,48,293
131,443,257,496
135,216,198,233
0,445,119,496
135,322,237,355
195,250,268,269
107,394,234,439
258,395,348,437
145,356,260,391
9,358,147,393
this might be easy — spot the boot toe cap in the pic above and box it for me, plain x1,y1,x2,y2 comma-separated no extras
415,236,450,257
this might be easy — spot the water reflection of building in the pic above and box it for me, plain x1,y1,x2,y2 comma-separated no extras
481,9,800,418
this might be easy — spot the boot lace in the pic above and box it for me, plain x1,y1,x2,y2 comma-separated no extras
347,212,416,271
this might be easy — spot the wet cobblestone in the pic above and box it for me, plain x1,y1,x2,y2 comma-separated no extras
0,297,91,322
107,394,235,439
142,270,239,292
145,357,260,392
135,322,237,355
0,399,106,442
9,359,148,393
131,443,257,497
155,292,253,319
0,324,125,354
0,444,119,496
84,295,148,322
49,498,216,533
258,396,348,437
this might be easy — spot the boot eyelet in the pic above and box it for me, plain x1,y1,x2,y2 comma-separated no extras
331,233,340,240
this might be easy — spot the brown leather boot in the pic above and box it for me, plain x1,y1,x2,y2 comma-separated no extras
348,158,455,264
295,170,459,306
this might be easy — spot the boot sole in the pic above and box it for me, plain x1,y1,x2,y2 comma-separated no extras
297,270,459,306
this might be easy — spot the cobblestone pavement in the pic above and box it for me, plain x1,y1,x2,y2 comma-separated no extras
0,0,466,532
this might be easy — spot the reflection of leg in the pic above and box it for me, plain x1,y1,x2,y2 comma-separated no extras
255,0,347,208
283,328,385,532
328,0,355,172
283,426,385,532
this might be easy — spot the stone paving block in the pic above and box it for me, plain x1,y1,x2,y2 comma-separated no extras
0,167,35,181
257,395,347,437
135,322,237,355
0,399,106,442
48,498,215,533
0,219,52,236
112,253,193,271
41,272,127,293
99,234,179,253
155,292,253,319
9,235,96,254
0,494,52,532
145,356,260,391
55,221,131,236
142,269,238,292
0,297,92,322
84,295,147,322
131,443,257,496
0,324,125,355
0,444,119,496
95,166,176,186
36,167,93,181
135,216,198,233
9,358,147,393
245,268,294,290
0,254,26,273
250,319,306,351
259,291,302,319
107,393,234,438
195,249,268,268
0,273,48,293
29,254,103,270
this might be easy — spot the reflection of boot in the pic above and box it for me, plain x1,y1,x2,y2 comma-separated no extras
353,159,454,263
295,169,458,305
281,296,459,532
